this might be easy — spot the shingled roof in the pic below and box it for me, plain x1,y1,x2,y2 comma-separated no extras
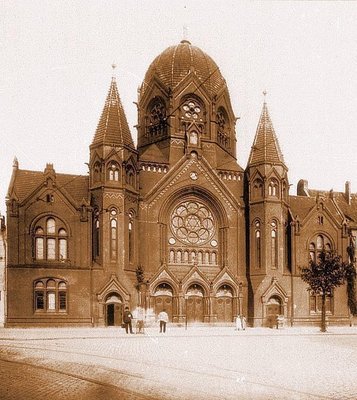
92,77,134,149
248,102,285,167
8,168,89,206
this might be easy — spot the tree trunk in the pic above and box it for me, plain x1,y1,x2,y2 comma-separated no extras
321,293,326,332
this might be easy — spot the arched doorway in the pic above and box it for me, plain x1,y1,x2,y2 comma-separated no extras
154,283,173,321
186,284,205,323
265,295,282,328
105,293,123,327
216,284,234,322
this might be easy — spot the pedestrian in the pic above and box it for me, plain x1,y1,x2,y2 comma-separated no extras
158,309,169,333
123,306,134,334
241,315,246,330
235,315,242,331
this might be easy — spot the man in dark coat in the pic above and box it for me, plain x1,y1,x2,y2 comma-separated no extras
123,306,134,334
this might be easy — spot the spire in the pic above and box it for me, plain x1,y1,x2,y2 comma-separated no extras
92,72,134,149
248,96,285,167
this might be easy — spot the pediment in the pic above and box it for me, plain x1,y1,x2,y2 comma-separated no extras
261,277,288,304
97,274,130,302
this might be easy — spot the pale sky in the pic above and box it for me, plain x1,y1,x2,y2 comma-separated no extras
1,1,357,215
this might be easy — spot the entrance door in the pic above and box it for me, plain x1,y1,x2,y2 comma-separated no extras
105,293,123,327
107,303,115,326
154,296,173,321
216,297,233,322
106,303,123,326
186,296,204,322
266,296,282,328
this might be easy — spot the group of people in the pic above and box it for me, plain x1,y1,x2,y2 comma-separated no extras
235,315,247,331
123,307,246,333
122,306,169,334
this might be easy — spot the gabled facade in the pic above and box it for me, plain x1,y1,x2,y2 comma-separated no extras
5,40,356,327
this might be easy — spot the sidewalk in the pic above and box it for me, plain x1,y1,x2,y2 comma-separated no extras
1,324,357,340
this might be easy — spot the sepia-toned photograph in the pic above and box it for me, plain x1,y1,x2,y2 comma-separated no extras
1,1,357,399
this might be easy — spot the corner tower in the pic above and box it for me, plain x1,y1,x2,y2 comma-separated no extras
89,72,138,278
246,97,290,327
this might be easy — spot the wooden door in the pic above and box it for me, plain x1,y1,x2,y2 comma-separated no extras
154,296,173,321
186,296,204,322
216,297,233,322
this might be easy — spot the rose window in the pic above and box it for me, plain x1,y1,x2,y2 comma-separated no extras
182,100,201,120
170,201,215,245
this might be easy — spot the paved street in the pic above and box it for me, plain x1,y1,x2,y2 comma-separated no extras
0,326,357,400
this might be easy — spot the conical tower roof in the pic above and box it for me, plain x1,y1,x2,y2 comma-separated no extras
92,76,134,149
248,101,285,167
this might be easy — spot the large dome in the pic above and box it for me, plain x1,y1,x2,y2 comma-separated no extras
141,40,227,98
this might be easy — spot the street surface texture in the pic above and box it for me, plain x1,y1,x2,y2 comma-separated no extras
0,326,356,400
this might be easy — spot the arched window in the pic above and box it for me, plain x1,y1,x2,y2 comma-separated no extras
93,208,100,259
216,107,230,148
147,98,167,138
108,162,120,181
110,209,118,260
268,179,279,197
271,221,278,269
128,211,134,263
309,234,332,262
93,162,101,182
255,221,261,268
252,179,263,199
33,217,68,261
34,278,67,313
126,166,135,187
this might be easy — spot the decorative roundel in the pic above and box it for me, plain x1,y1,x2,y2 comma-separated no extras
170,200,215,245
210,240,218,247
168,237,176,245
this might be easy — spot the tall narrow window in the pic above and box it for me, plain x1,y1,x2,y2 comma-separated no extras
35,227,44,260
47,238,56,260
58,229,67,260
128,211,134,263
58,281,67,311
255,221,261,268
110,209,118,260
93,209,100,259
271,221,278,269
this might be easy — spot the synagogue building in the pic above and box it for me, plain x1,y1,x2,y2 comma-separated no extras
5,40,357,327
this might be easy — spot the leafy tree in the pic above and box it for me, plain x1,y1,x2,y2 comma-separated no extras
300,251,349,332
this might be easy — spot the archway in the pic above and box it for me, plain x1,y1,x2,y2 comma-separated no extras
265,295,282,328
105,292,123,327
186,284,205,323
216,284,234,322
153,283,173,322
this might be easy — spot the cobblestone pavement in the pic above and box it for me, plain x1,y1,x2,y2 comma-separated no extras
0,326,357,400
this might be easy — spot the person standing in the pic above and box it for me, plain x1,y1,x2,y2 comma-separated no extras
123,306,134,334
158,309,169,333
